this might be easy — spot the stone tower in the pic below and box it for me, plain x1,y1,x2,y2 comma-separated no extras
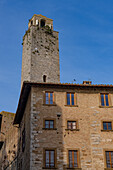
21,14,60,87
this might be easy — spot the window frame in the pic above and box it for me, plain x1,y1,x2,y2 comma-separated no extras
43,148,57,169
100,93,111,107
104,150,113,169
65,92,78,107
44,91,55,105
101,121,113,132
66,120,79,131
67,149,81,169
43,118,57,130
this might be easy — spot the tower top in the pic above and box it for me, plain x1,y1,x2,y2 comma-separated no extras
28,14,53,30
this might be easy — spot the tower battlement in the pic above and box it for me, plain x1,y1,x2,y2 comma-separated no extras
28,14,53,30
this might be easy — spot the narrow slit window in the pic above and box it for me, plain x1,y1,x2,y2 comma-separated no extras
22,128,25,152
43,75,46,82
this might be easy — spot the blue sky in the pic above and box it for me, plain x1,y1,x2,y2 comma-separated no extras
1,0,113,112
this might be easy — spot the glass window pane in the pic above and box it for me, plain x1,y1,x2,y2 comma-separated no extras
108,122,112,130
50,93,53,104
50,151,54,167
71,94,75,105
72,122,76,129
105,95,109,106
101,94,105,106
68,122,71,129
46,93,49,104
106,151,110,168
69,151,73,168
50,121,54,128
45,121,49,128
103,122,107,130
67,93,70,105
111,152,113,167
45,151,49,167
74,151,78,167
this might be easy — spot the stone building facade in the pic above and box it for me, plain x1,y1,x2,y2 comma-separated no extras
1,14,113,170
14,82,113,170
0,112,18,170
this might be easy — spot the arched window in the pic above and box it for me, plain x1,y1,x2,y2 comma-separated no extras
40,19,45,27
43,75,46,82
31,20,33,25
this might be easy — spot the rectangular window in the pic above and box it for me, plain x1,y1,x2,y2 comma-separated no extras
103,122,112,130
67,121,77,130
45,120,54,129
100,94,110,106
67,92,75,106
22,128,25,152
45,92,54,104
69,150,78,168
106,151,113,168
45,150,55,168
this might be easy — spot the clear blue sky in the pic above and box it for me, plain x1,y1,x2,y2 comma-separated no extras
1,0,113,113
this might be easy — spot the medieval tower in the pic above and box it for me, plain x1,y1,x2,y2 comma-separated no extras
1,14,113,170
21,14,60,87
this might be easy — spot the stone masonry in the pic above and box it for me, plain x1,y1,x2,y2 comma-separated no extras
21,14,60,87
0,111,18,170
14,82,113,170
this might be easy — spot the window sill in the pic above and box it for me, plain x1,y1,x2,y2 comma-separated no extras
104,168,113,170
64,105,78,107
99,106,113,108
65,129,80,131
101,130,113,132
43,104,57,106
42,128,57,130
42,167,57,169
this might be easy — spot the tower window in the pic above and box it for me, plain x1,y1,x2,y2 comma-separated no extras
40,19,45,27
43,75,46,82
31,20,33,25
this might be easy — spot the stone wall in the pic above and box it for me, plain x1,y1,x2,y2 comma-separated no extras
20,85,113,170
21,25,60,87
0,112,18,170
17,91,31,170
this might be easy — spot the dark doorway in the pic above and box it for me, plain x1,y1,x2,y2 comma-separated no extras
43,75,46,82
40,19,45,27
